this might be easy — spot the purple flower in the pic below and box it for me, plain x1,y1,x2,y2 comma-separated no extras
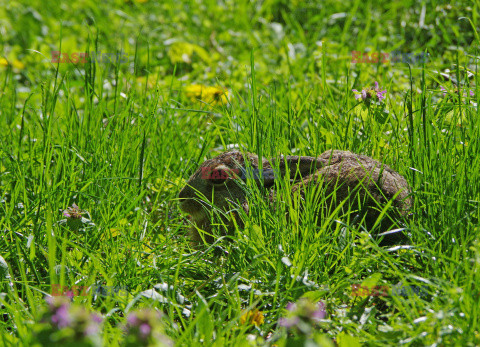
51,303,71,329
440,85,447,97
91,313,103,324
40,296,104,343
45,295,55,308
139,323,152,339
127,313,139,326
63,203,82,219
124,309,171,345
374,81,387,101
352,89,361,100
352,81,387,103
278,316,300,328
440,85,476,99
286,302,297,311
311,302,326,320
84,324,98,336
63,290,74,299
83,313,103,336
278,298,327,334
376,90,387,101
362,89,368,100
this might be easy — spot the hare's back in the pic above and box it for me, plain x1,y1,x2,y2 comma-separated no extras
316,150,411,211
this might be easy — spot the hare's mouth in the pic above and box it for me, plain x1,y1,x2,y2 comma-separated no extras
179,199,209,218
182,207,209,225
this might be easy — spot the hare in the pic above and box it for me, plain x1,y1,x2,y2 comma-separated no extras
178,150,412,244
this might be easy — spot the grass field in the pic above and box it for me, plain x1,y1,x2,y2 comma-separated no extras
1,0,480,345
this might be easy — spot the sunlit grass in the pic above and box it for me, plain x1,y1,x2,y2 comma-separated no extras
1,0,480,345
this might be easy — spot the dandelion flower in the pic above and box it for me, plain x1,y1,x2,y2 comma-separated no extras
240,309,264,327
184,84,229,106
0,58,25,69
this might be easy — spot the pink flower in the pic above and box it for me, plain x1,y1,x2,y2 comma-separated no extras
139,323,152,339
440,85,447,97
50,303,72,329
278,299,327,334
352,81,387,103
374,81,387,101
63,203,82,219
278,316,300,328
311,301,326,320
84,314,103,336
127,313,140,326
440,85,476,99
352,89,361,100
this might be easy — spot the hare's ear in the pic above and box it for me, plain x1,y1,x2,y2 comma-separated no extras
270,155,327,181
238,167,278,187
262,168,277,187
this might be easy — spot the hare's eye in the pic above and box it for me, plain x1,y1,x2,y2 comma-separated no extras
211,178,227,185
201,166,239,185
211,167,241,185
210,169,229,185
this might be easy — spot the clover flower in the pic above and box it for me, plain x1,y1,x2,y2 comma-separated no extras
46,296,72,329
63,203,83,219
38,296,103,345
278,298,326,335
124,309,173,347
85,314,103,336
440,85,447,97
62,203,86,232
440,85,475,99
352,81,387,103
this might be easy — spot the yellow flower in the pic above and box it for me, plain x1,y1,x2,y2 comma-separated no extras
0,58,25,69
184,84,229,106
240,309,264,326
12,60,25,69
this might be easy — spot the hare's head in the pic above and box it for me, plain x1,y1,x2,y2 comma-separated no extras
178,151,325,236
178,151,264,226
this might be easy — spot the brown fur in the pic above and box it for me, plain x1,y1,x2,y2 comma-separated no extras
178,150,412,244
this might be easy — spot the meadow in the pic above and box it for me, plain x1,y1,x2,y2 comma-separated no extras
1,0,480,345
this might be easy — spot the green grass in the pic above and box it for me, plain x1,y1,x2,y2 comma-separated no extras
1,0,480,345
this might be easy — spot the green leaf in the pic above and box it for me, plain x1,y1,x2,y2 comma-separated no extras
337,332,361,347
